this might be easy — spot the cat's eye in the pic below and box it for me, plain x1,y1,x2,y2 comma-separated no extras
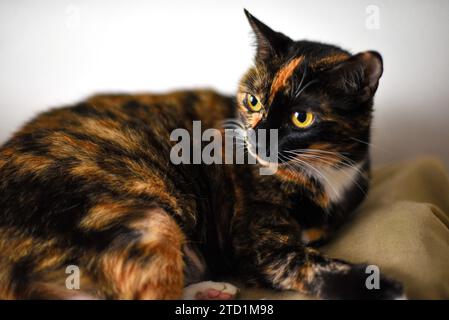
243,93,262,112
291,111,315,128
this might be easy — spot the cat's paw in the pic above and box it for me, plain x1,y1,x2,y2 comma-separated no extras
321,264,405,300
183,281,239,300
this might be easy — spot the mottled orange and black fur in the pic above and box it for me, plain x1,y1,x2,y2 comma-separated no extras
0,11,403,299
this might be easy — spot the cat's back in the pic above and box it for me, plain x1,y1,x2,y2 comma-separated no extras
3,88,234,144
0,89,235,234
0,90,236,298
0,89,235,166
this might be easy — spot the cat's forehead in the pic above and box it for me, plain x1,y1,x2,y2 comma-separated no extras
268,56,305,104
243,49,350,98
271,51,350,89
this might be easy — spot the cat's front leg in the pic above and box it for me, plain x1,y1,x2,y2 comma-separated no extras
231,204,404,299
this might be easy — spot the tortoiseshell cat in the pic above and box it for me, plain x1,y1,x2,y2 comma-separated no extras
0,10,404,299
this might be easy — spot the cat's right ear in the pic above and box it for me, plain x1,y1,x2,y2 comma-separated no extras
322,51,383,102
244,9,292,62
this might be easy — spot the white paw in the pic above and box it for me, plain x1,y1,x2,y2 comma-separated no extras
182,281,239,300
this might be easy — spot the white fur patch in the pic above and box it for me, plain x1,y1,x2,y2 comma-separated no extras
317,161,365,204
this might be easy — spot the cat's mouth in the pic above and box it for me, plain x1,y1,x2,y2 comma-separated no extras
244,133,305,169
246,141,277,167
246,142,326,179
244,135,311,168
245,137,338,177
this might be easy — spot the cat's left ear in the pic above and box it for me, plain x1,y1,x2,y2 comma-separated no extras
244,9,293,62
324,51,383,101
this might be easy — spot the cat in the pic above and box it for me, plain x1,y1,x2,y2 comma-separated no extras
0,10,404,299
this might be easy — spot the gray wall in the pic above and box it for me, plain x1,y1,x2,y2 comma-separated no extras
1,0,448,167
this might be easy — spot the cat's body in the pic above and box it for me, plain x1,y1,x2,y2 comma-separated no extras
0,90,241,298
0,11,404,299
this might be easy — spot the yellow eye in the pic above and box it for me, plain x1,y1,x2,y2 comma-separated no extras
291,111,315,128
243,93,262,112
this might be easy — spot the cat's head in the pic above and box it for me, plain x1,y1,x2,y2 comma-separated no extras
238,10,382,178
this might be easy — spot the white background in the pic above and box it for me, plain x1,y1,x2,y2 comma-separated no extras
1,0,448,167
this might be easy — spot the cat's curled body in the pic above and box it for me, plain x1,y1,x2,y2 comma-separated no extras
0,11,404,299
0,90,238,299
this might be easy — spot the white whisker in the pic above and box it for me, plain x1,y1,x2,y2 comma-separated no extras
282,150,368,196
350,137,391,154
282,153,341,199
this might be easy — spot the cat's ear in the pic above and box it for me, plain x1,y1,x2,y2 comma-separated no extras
244,9,293,62
324,51,383,101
